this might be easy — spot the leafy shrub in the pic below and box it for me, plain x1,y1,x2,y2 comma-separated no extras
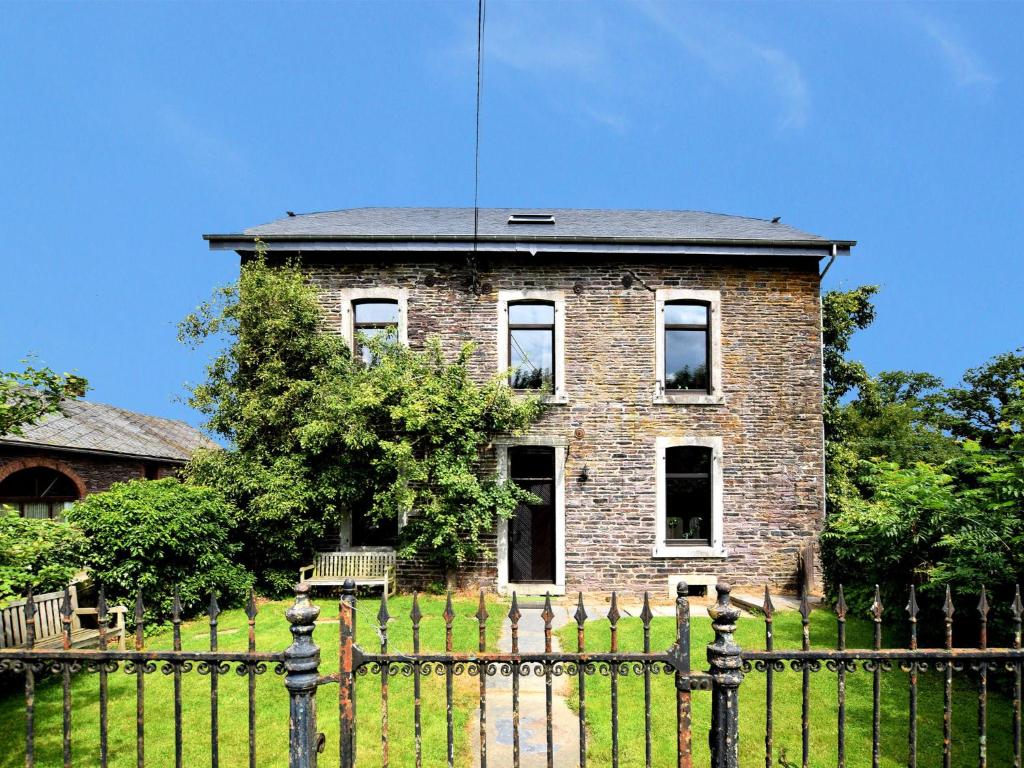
65,478,252,623
0,509,87,605
821,455,1023,637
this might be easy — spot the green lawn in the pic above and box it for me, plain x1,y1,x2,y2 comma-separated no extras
557,609,1019,768
0,593,503,768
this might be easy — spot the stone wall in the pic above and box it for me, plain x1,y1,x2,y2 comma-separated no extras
303,252,824,595
0,446,181,499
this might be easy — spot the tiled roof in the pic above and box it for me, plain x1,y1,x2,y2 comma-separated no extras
1,399,217,463
209,207,849,245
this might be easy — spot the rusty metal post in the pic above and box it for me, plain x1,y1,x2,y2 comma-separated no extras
339,578,357,768
285,582,321,768
707,581,743,768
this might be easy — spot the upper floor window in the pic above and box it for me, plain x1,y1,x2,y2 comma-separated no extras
507,301,555,391
654,289,722,404
352,299,400,365
664,301,710,392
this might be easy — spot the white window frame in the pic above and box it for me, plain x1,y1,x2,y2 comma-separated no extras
654,288,723,405
653,436,726,559
494,437,567,595
497,289,568,404
337,288,409,355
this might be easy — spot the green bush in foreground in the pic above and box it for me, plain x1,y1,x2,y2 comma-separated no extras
65,478,252,622
0,508,87,604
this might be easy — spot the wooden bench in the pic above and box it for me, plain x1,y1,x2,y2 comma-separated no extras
299,549,397,597
1,585,126,650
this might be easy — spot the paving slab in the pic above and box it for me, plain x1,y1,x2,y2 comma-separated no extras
468,606,579,767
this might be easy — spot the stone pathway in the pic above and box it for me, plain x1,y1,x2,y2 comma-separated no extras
468,599,710,767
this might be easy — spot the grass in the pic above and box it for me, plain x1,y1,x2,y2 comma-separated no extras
557,609,1020,768
4,597,1018,768
0,593,503,768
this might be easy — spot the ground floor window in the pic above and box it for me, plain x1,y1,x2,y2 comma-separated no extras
654,436,725,558
0,467,80,519
665,446,712,546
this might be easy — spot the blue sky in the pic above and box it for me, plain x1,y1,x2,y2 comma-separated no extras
2,2,1021,428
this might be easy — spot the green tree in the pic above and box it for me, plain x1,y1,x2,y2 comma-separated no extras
1,360,88,435
181,251,543,592
0,509,88,604
845,370,958,467
941,348,1024,448
822,286,878,517
65,478,251,622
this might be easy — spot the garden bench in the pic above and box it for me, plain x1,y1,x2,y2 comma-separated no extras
299,549,397,597
0,585,126,650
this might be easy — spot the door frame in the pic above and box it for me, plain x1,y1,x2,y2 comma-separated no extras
495,436,567,595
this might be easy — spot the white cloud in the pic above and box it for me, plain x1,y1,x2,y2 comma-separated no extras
155,105,247,178
908,11,996,91
636,1,810,130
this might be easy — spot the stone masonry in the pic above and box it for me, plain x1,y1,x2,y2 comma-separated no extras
302,252,825,595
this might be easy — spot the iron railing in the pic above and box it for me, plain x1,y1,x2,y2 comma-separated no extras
312,582,711,768
0,579,1021,768
0,585,285,768
741,583,1024,768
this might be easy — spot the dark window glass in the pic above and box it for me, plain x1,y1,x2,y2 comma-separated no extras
508,301,554,392
0,467,80,520
664,446,712,547
353,300,399,365
664,301,709,392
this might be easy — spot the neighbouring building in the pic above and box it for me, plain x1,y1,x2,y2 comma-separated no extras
0,399,216,518
205,208,854,595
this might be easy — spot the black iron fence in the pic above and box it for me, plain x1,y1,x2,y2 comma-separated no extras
0,579,1020,768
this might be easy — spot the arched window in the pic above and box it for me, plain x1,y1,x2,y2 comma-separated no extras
0,467,81,519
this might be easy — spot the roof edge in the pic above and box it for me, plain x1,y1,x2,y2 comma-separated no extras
205,232,856,248
0,439,201,465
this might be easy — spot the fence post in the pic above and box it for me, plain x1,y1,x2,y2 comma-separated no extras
707,581,743,768
339,578,356,768
285,582,321,768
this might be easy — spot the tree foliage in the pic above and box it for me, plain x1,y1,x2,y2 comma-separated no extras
0,509,88,605
821,286,1023,626
65,479,251,623
1,360,88,436
181,251,543,592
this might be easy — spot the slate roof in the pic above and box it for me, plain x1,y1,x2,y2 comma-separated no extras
0,399,217,463
208,207,851,246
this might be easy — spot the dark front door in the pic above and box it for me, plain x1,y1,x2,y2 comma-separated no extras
508,446,556,584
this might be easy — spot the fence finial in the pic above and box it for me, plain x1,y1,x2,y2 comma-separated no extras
762,585,774,620
284,582,321,768
906,585,919,620
607,591,620,627
707,581,742,768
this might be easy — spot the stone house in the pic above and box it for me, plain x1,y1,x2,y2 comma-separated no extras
206,208,854,595
0,399,216,518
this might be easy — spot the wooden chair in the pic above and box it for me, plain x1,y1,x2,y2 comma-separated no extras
299,549,397,597
0,585,127,650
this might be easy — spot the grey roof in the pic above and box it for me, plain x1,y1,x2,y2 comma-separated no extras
206,207,853,247
0,399,217,463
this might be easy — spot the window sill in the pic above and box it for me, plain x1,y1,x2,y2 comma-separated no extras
512,390,569,405
502,582,565,597
653,546,728,559
653,392,725,406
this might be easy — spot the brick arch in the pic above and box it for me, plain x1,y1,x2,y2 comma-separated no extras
0,457,88,499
